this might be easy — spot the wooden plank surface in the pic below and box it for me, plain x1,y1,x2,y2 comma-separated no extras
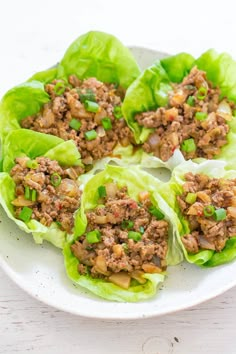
0,268,235,354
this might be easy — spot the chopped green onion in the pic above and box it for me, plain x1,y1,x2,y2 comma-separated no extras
101,117,112,130
79,89,96,103
31,189,37,202
187,96,195,106
121,220,134,230
84,100,99,113
85,130,97,141
203,205,215,217
98,185,107,198
50,173,62,187
24,186,31,200
113,106,123,119
128,231,142,242
24,187,37,201
122,243,129,253
185,85,195,90
185,192,197,204
86,246,94,251
197,86,207,100
181,138,196,153
86,230,101,244
26,160,39,169
139,226,145,234
195,112,207,121
55,221,62,227
149,206,165,220
214,208,227,221
19,206,33,222
69,118,81,131
54,81,66,96
97,204,105,208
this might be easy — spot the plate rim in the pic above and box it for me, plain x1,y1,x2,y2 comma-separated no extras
1,252,236,320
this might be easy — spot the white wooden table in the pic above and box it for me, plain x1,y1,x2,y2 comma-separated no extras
1,267,236,354
1,1,236,353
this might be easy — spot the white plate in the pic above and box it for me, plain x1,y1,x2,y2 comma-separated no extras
0,47,236,320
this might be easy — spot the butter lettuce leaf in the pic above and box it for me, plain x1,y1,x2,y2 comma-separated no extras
0,81,50,141
122,61,172,143
64,243,165,302
164,159,236,266
28,67,58,84
161,52,195,83
195,49,236,101
79,144,143,186
0,172,67,248
0,31,140,146
0,129,82,248
58,31,140,88
122,50,236,169
140,149,186,172
63,165,183,302
195,49,236,169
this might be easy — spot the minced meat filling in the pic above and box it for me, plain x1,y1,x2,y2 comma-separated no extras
10,157,81,233
21,76,134,165
136,66,235,161
177,172,236,254
71,183,169,289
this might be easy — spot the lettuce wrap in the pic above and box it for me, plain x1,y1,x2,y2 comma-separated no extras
122,49,236,170
63,164,183,302
162,159,236,267
0,129,82,248
0,31,140,142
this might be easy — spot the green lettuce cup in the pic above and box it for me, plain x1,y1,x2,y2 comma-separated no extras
122,49,236,170
0,129,83,248
57,31,140,88
0,31,140,157
163,159,236,267
63,164,183,302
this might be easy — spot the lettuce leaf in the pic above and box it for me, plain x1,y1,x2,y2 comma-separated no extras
122,61,172,143
0,31,140,145
0,81,50,141
63,164,183,302
3,129,62,172
122,50,236,169
64,243,164,302
140,149,185,172
0,172,67,248
165,159,236,267
122,53,195,144
194,49,236,169
195,49,236,101
28,67,58,84
161,52,195,83
79,144,143,186
57,31,140,88
0,129,82,248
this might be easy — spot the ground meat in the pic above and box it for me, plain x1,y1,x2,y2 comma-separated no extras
10,156,81,233
136,66,234,161
21,76,134,166
178,173,236,254
70,184,169,288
